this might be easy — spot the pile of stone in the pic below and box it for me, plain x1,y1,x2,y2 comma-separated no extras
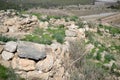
0,10,39,34
0,41,69,80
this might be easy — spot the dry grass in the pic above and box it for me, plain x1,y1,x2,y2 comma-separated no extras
67,39,108,80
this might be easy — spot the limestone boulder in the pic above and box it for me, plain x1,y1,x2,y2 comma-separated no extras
0,26,9,33
8,26,19,33
66,24,78,29
50,42,62,51
1,51,14,61
4,18,15,26
12,58,35,71
12,57,19,69
4,41,17,53
77,28,85,38
18,59,35,71
65,37,77,41
17,41,46,60
36,55,54,72
65,30,77,37
27,71,50,80
39,21,49,29
0,60,11,68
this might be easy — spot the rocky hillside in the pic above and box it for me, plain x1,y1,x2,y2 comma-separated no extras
0,10,120,80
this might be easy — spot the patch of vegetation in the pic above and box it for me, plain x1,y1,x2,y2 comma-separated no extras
86,30,115,63
68,39,109,80
31,13,42,19
69,16,79,21
22,26,66,44
76,21,84,28
99,24,120,35
0,64,25,80
0,0,23,10
0,35,17,42
104,54,115,63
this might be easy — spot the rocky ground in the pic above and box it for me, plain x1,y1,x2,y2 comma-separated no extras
0,10,120,80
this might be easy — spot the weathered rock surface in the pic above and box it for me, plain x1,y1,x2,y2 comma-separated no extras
1,51,14,60
4,41,17,53
0,26,8,33
17,41,46,60
65,30,77,37
12,58,35,71
0,45,3,53
36,55,54,72
27,71,50,80
0,60,11,68
66,24,78,29
18,59,35,71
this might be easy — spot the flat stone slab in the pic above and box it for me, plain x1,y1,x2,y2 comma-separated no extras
17,41,46,60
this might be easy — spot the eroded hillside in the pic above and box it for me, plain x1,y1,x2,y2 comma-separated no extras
0,10,120,80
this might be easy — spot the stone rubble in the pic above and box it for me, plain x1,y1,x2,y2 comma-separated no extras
0,40,69,80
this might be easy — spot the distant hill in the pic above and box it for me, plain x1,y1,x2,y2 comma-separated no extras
0,0,21,10
6,0,95,8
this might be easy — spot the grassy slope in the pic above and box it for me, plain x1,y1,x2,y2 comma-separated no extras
7,0,94,8
0,0,21,10
8,0,94,4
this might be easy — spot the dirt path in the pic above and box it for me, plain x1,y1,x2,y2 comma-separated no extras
79,12,119,21
79,12,120,27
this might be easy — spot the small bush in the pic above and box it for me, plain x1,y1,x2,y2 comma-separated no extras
0,35,17,42
31,13,42,19
22,26,66,44
69,16,78,21
47,15,61,20
76,22,84,28
40,34,53,45
96,52,102,61
0,64,25,80
104,54,115,63
33,27,44,35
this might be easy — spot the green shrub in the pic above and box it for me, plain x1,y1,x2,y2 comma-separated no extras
0,64,25,80
97,28,103,36
0,35,17,42
98,24,120,35
0,64,8,79
52,33,64,43
47,15,61,20
76,22,84,28
69,16,78,21
33,27,44,35
104,54,115,63
52,27,65,43
22,35,41,43
31,13,42,19
39,34,53,45
96,52,102,61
